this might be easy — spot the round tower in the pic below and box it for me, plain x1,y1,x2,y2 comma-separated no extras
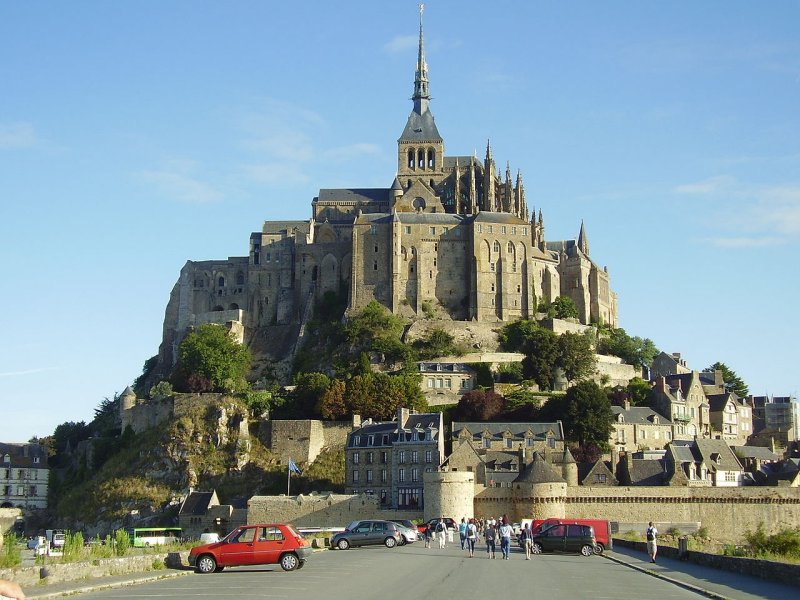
423,470,474,522
561,447,579,488
120,386,136,431
513,452,567,522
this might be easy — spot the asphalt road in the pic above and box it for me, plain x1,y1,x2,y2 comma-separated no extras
74,543,704,600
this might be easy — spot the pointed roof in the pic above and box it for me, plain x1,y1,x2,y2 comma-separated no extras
577,220,589,255
399,6,442,143
515,451,565,484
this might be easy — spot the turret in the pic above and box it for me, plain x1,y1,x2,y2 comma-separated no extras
483,140,496,211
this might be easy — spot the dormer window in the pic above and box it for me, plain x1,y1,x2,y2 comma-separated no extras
617,415,625,423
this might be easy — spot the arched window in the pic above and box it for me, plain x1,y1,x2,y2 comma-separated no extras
507,242,514,253
493,241,501,253
236,271,245,285
427,148,435,169
218,276,225,287
417,149,425,169
408,149,415,169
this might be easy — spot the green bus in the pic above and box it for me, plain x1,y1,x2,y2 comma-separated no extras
130,527,182,547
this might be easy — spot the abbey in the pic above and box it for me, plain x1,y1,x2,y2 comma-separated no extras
158,14,617,369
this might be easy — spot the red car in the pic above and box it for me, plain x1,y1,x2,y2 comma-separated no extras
189,524,312,573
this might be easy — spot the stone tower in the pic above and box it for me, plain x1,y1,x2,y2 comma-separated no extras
513,452,567,522
423,470,474,522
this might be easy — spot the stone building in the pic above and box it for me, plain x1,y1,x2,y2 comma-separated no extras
0,442,48,510
610,403,674,453
417,361,476,406
152,12,618,380
650,373,711,440
345,408,444,510
451,421,565,454
706,392,753,444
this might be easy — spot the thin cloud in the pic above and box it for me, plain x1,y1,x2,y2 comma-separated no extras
0,121,38,149
673,176,736,195
0,367,59,378
139,161,222,203
384,35,417,55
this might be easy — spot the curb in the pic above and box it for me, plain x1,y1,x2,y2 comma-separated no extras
25,569,193,599
602,553,729,600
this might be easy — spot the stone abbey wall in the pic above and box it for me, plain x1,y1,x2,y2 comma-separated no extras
247,493,421,527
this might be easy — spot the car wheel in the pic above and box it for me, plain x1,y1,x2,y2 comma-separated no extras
398,536,407,546
593,543,605,555
337,538,350,550
297,560,306,570
531,543,543,555
581,544,594,557
280,552,299,571
384,536,397,548
196,554,217,574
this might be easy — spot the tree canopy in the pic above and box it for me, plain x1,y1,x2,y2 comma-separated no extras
455,390,506,422
171,323,251,393
597,328,659,368
547,381,614,448
557,332,596,384
707,362,749,397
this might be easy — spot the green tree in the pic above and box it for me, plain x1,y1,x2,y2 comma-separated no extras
132,355,158,398
171,324,251,393
498,319,539,352
708,362,749,397
626,377,652,407
556,332,596,385
292,372,331,417
320,379,347,420
552,296,579,319
413,328,457,360
552,380,614,448
521,328,559,391
598,328,658,368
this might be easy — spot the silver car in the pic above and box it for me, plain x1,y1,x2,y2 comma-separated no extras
332,520,402,550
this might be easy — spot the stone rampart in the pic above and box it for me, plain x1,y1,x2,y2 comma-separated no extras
247,493,421,527
565,487,800,543
0,508,21,536
593,354,640,387
265,420,350,465
0,551,190,589
541,318,592,336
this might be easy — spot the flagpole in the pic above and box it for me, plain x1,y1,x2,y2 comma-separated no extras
287,466,291,496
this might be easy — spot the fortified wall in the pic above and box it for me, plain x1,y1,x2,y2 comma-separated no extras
247,493,421,527
259,420,351,464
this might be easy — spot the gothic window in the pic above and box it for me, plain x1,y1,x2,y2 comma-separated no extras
408,149,414,169
236,272,244,285
493,241,501,253
218,276,225,287
427,148,435,169
417,149,424,169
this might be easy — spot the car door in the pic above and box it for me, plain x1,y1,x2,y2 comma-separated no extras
350,521,373,547
218,526,257,566
252,526,285,565
565,525,583,553
370,521,387,545
542,524,566,552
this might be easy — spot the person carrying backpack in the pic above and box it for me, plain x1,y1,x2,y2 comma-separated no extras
436,519,447,549
466,518,478,557
646,522,658,563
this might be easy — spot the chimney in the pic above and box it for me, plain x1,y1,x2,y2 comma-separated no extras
352,414,362,430
623,397,631,411
397,407,410,428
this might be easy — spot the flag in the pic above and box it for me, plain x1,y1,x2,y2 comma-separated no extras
288,459,302,475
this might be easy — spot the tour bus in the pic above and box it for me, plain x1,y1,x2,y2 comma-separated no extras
130,527,182,547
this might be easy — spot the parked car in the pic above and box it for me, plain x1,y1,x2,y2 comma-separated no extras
530,523,597,557
189,524,312,573
331,520,402,550
388,520,420,545
530,518,613,554
417,517,457,535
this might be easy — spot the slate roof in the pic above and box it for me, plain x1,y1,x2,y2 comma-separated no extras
473,212,529,225
611,406,672,425
732,446,782,461
348,412,442,448
316,188,392,204
179,491,216,516
418,362,475,374
0,443,48,469
628,459,667,485
396,213,465,225
671,439,743,473
706,393,735,412
399,107,443,143
452,422,563,442
261,220,310,235
484,451,521,471
514,452,564,484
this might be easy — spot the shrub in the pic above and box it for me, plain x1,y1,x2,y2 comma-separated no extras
151,558,165,570
114,529,131,556
0,534,22,568
62,531,85,561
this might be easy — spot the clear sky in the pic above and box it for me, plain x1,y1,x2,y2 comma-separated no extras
1,1,798,443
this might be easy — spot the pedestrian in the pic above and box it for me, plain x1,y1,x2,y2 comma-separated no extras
423,523,432,548
436,518,447,549
646,521,658,563
466,518,478,557
499,517,513,560
484,520,497,558
521,523,532,559
459,518,467,550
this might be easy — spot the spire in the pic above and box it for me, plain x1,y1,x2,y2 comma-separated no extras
578,220,589,255
454,157,461,214
412,3,430,115
484,140,496,211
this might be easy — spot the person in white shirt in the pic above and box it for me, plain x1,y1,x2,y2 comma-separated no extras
498,517,513,560
646,522,658,563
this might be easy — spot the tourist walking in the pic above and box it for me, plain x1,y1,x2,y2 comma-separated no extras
484,520,497,558
466,518,478,557
459,518,468,550
423,523,432,548
499,517,513,560
646,522,658,563
436,519,447,549
520,523,532,559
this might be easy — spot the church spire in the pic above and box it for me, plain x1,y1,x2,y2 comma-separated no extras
578,220,589,255
412,4,430,115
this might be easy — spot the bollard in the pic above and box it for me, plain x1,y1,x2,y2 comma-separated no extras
678,535,688,560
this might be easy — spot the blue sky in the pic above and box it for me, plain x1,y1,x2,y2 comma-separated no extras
1,1,798,442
